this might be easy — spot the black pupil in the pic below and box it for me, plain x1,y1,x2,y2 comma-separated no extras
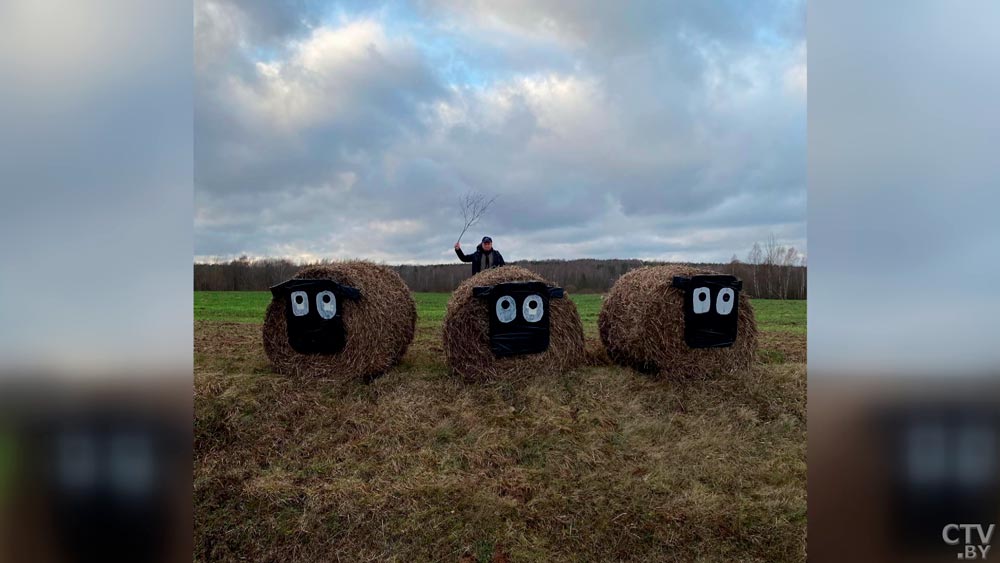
698,292,707,301
295,295,303,304
501,300,510,309
723,293,731,302
323,294,331,303
529,300,537,309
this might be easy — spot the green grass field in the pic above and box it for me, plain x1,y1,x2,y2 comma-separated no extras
195,291,806,561
194,291,805,335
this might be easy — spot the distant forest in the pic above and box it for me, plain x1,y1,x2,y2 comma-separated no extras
195,243,806,299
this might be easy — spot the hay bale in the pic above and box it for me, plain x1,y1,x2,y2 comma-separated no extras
443,266,584,381
598,265,758,377
263,261,416,379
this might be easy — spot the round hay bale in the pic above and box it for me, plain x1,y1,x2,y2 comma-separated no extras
262,261,416,379
443,266,585,381
598,265,758,377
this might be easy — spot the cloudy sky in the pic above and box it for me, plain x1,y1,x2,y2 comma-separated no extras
195,0,805,264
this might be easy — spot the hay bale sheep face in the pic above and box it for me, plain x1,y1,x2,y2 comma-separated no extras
598,265,758,377
443,266,584,381
270,278,360,355
473,281,564,357
263,262,416,379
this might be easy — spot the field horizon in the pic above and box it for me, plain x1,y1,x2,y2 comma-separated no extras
195,257,807,300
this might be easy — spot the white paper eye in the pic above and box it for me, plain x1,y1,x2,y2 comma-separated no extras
522,294,544,322
290,291,309,316
716,288,735,315
692,287,711,314
496,295,516,323
316,291,337,320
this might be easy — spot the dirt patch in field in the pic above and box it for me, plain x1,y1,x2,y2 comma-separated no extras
195,322,272,375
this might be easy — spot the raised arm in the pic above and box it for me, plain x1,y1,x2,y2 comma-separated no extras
455,243,473,262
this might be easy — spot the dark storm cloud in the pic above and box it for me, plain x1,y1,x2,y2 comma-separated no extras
195,0,805,263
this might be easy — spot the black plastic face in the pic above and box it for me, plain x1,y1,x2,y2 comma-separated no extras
473,281,565,357
34,410,181,563
672,275,742,348
880,405,1000,550
270,278,361,355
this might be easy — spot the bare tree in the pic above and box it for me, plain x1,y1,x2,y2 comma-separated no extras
193,257,808,297
798,253,807,298
747,242,763,297
455,191,498,245
762,234,783,297
780,246,800,299
735,234,809,299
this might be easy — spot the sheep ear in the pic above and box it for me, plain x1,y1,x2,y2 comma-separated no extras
547,286,565,299
671,276,692,289
472,286,494,298
336,284,362,300
269,278,297,298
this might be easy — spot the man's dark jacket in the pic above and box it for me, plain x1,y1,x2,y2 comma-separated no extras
455,243,505,275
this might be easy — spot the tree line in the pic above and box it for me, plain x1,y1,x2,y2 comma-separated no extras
195,240,806,299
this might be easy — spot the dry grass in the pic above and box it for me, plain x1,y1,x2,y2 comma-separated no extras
196,301,806,562
758,332,807,364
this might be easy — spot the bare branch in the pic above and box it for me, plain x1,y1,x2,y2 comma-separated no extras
456,191,498,244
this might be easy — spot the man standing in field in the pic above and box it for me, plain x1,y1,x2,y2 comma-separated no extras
454,236,505,275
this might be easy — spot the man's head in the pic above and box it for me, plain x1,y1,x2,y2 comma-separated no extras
481,236,493,251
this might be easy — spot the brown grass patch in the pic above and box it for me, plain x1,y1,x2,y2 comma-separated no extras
759,332,807,364
196,315,805,561
583,336,612,366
